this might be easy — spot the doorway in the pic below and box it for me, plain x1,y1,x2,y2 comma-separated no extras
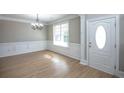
87,17,116,74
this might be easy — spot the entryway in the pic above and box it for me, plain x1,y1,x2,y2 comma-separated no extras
87,17,116,74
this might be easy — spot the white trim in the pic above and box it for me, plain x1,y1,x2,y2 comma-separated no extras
0,15,33,23
80,15,88,65
116,71,124,78
80,60,88,65
49,15,79,25
87,15,118,22
47,40,80,60
0,40,81,61
0,15,47,25
0,15,79,25
115,15,120,75
53,22,69,47
87,15,120,75
0,41,47,57
87,17,89,66
53,21,69,26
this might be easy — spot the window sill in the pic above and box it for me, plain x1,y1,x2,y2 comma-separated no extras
53,44,69,48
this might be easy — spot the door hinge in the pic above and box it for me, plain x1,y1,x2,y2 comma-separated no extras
114,44,116,48
114,65,116,70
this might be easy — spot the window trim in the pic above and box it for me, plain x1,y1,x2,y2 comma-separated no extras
53,21,69,47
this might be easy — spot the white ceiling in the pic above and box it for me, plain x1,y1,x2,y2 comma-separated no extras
0,14,79,25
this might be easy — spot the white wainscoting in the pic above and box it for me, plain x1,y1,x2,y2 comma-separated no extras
0,40,81,60
0,41,47,57
47,41,81,60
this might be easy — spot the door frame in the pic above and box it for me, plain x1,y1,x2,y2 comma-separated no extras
87,15,120,75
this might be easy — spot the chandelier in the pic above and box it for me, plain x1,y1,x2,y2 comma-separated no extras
31,14,44,30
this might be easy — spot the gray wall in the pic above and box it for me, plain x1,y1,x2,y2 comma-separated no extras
119,15,124,71
47,24,53,41
0,20,47,43
47,17,80,44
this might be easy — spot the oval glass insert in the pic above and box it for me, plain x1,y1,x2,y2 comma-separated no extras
95,25,106,49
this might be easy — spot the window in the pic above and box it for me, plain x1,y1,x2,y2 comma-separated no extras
95,25,106,49
53,22,69,47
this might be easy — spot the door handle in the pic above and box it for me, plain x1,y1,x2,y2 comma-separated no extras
89,42,91,44
89,45,91,48
89,42,92,48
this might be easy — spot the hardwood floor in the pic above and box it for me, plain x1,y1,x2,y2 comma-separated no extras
0,50,113,78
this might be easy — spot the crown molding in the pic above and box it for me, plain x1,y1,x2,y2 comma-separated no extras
48,15,79,25
0,15,80,25
78,14,85,16
0,15,48,25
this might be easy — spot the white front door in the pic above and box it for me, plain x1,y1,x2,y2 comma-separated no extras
88,18,116,74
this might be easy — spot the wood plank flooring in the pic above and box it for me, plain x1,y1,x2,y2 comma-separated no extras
0,50,113,78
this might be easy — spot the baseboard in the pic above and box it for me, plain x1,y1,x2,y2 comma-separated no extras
116,71,124,78
47,41,81,60
0,41,47,57
80,60,88,65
